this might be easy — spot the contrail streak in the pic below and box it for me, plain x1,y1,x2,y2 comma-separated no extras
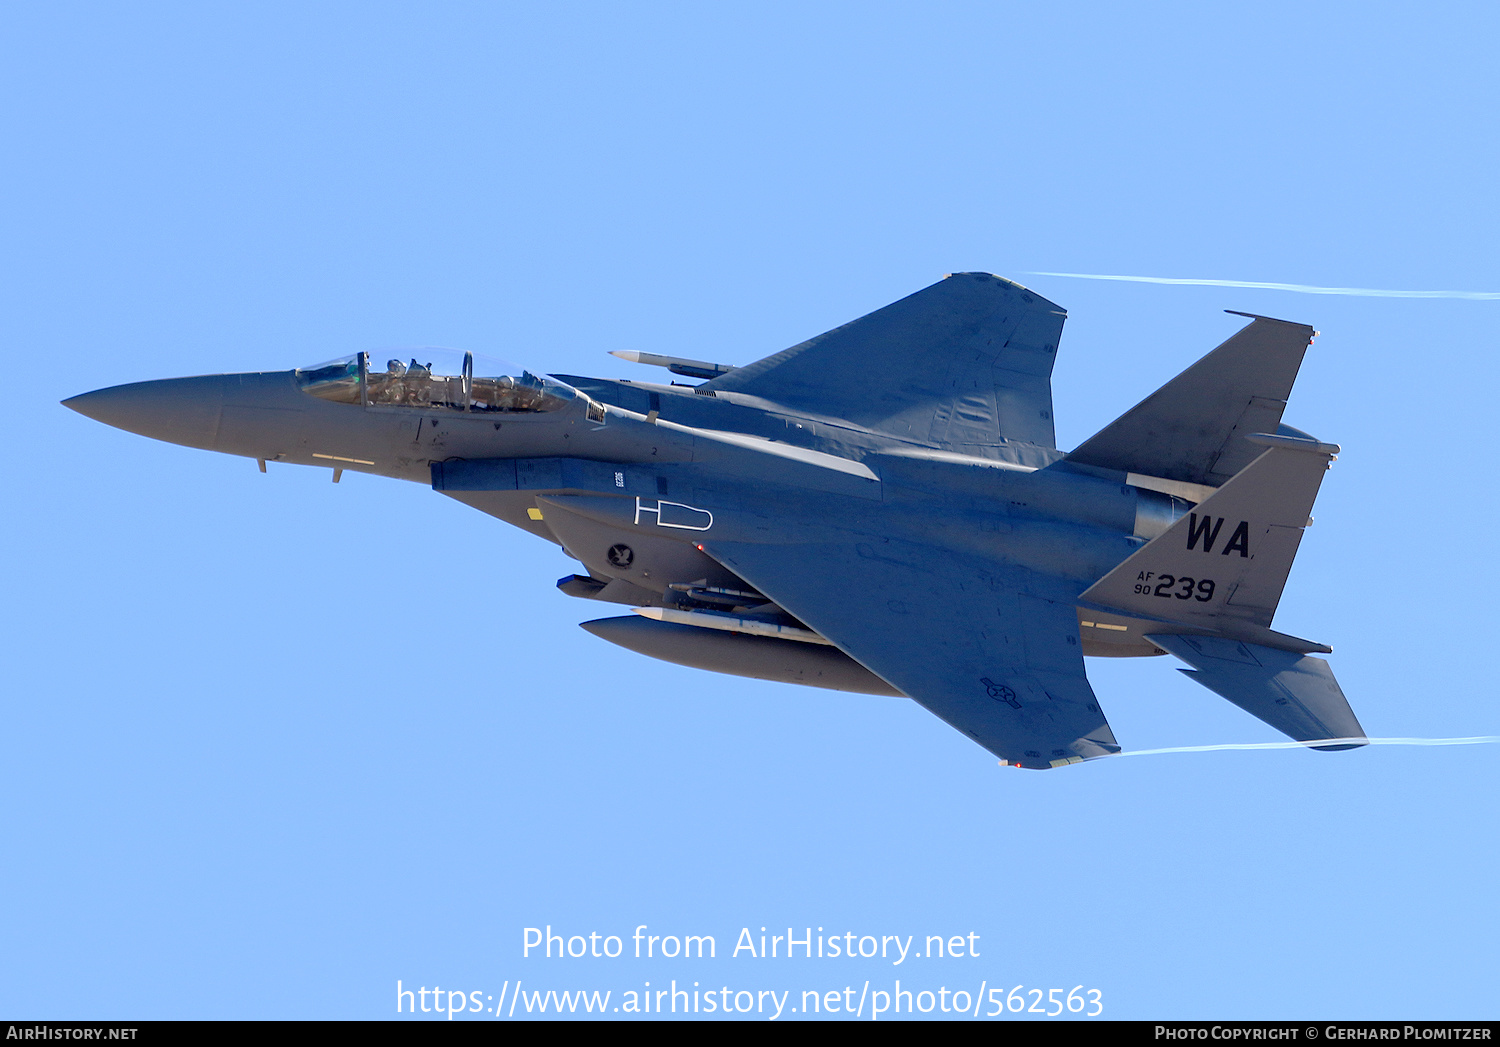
1026,272,1500,300
1111,736,1500,759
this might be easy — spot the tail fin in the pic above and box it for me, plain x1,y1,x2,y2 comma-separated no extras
1067,312,1315,486
1081,432,1338,629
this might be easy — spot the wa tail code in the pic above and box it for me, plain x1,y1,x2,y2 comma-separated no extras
1185,513,1250,557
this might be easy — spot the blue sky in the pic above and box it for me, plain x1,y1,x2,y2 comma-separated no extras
3,2,1497,1020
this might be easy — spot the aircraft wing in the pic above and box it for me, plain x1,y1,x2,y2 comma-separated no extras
702,273,1066,450
702,536,1118,768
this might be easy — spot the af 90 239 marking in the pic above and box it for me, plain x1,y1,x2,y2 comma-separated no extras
1132,572,1215,602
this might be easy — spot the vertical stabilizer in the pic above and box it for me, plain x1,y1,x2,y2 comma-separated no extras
1067,313,1315,486
1081,432,1338,629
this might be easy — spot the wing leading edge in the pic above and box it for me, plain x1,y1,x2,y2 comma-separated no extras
701,536,1117,768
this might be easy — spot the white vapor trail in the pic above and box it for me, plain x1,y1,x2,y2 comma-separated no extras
1027,272,1500,300
1112,736,1500,760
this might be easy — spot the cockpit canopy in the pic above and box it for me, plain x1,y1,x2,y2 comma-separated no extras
297,349,578,413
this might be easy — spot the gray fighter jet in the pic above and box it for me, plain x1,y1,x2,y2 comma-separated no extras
64,273,1365,768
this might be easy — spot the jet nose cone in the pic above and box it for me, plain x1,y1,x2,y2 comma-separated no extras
63,376,228,450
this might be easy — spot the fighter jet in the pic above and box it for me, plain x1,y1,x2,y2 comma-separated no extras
63,273,1365,768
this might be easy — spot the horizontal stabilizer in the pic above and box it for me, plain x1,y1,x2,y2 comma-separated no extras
1081,436,1337,629
1147,634,1366,749
1068,313,1315,486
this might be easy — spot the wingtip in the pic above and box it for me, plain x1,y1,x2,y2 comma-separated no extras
945,272,1067,314
1301,733,1368,751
